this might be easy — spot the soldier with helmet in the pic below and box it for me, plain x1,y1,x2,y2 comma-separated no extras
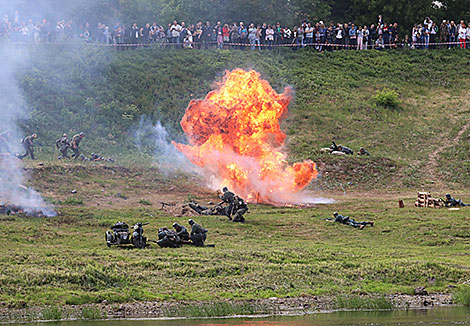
55,133,70,159
71,132,85,159
18,133,37,160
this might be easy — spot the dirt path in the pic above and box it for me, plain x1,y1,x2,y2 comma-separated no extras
428,122,470,185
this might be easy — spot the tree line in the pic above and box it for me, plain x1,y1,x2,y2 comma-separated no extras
3,0,470,34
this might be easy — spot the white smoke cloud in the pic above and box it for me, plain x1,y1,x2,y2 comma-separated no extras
133,117,198,173
0,44,56,217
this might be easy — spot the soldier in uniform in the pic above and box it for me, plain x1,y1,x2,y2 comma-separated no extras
188,219,208,246
332,212,374,229
218,187,236,219
188,202,225,215
55,133,70,159
173,222,190,241
337,145,354,155
18,133,37,160
156,227,181,248
232,196,248,223
71,132,85,159
444,193,469,207
357,147,370,156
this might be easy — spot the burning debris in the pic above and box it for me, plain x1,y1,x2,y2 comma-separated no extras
173,69,319,205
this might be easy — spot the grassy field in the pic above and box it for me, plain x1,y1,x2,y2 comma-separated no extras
1,162,469,309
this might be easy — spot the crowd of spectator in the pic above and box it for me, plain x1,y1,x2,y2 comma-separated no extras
2,11,470,50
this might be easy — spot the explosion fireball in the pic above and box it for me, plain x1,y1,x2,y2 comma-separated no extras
173,69,318,204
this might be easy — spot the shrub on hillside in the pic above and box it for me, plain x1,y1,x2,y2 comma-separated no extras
373,88,400,109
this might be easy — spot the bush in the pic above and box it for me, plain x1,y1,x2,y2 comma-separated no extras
454,286,470,306
41,306,63,320
81,307,106,319
373,88,400,109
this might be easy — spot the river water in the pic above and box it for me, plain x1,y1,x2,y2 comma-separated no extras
14,307,470,326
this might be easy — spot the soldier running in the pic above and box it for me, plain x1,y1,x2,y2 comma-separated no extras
71,132,85,159
55,133,70,159
18,134,37,160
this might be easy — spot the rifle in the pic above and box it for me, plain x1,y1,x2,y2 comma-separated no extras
160,202,175,209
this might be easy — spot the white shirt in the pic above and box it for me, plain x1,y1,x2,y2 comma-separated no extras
458,26,467,39
170,24,181,37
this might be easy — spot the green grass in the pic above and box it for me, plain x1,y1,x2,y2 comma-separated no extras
81,307,107,319
41,306,64,320
14,46,470,189
454,286,470,306
1,164,470,308
335,296,395,310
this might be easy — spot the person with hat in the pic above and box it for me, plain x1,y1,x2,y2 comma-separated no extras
218,187,236,219
444,193,469,207
331,212,374,229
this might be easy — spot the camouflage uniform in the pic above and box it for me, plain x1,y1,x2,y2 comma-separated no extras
189,219,208,246
71,133,85,159
55,134,70,159
189,202,225,215
357,147,370,156
18,134,37,160
232,196,248,223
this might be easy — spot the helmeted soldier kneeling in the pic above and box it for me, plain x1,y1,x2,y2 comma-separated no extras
188,219,208,246
156,227,181,248
173,222,190,241
232,196,248,223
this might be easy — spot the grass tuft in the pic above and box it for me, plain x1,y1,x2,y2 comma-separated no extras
41,306,63,320
335,296,395,310
454,286,470,306
81,307,106,319
164,301,279,317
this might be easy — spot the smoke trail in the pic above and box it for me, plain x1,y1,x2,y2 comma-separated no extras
0,44,56,217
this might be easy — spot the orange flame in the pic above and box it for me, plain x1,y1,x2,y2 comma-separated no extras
173,69,318,204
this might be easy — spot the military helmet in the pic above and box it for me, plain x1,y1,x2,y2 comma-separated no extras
222,187,228,192
172,222,179,228
333,212,338,216
446,193,451,198
188,219,194,225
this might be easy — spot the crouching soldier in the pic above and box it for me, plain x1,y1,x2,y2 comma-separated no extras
188,219,207,246
218,187,236,219
18,134,37,160
232,196,248,223
157,227,181,248
332,212,374,229
173,222,190,241
444,193,469,207
71,132,85,159
55,133,70,159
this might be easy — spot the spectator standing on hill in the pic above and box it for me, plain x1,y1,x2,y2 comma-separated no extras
202,21,212,48
266,24,274,49
215,21,223,49
449,21,457,47
458,23,467,48
170,20,181,47
238,22,247,48
357,25,363,49
440,20,448,47
348,23,357,48
248,23,257,50
222,23,230,48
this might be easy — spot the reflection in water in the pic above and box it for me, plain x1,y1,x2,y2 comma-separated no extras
15,307,470,326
